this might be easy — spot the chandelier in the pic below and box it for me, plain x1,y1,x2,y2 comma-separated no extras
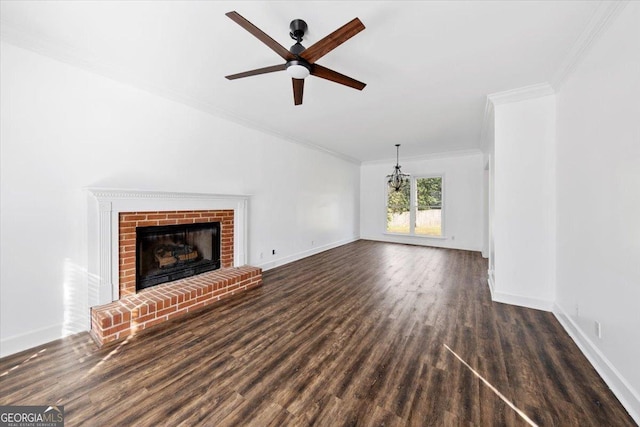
386,144,410,191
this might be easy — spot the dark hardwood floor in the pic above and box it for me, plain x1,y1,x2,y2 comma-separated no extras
0,240,635,426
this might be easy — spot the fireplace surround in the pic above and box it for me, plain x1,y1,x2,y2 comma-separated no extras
88,189,249,305
87,189,261,346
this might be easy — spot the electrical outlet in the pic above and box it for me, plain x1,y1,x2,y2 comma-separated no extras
595,321,602,339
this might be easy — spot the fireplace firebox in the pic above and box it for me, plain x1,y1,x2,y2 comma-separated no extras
136,222,221,291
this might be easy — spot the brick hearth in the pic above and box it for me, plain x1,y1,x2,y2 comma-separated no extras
90,266,262,346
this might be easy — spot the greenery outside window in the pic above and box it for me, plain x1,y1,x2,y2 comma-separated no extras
386,176,443,237
386,179,411,234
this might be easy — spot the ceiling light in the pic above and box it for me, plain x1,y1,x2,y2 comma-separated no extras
387,144,410,191
286,60,310,79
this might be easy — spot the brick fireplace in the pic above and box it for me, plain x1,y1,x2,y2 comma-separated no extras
87,190,261,346
118,209,234,296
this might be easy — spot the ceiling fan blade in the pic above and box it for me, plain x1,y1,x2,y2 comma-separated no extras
226,64,287,80
226,11,295,61
300,18,365,64
292,78,304,105
311,64,366,90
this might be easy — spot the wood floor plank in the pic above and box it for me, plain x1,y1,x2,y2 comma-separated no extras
0,240,635,426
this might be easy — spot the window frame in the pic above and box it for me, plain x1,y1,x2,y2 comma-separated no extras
384,174,446,239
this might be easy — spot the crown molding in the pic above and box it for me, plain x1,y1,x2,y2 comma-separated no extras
480,82,554,153
551,1,629,90
0,23,361,166
487,82,555,106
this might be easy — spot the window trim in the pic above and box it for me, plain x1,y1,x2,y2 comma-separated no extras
384,173,445,238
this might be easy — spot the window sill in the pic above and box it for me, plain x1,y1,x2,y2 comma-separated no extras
383,232,447,240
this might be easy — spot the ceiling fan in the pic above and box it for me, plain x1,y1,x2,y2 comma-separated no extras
225,11,366,106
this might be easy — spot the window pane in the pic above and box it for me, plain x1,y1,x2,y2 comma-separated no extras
416,207,441,235
387,180,410,233
415,177,442,236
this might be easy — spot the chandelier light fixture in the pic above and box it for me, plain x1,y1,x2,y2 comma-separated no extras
386,144,410,191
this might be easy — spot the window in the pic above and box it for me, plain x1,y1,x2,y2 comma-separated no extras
386,179,410,233
415,177,442,236
386,176,443,237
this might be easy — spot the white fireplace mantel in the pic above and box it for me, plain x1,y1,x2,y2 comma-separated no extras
87,188,249,306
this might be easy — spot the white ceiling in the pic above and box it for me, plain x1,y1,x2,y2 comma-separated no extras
0,1,602,163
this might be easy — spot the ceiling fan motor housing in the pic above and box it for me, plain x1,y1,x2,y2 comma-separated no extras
289,19,308,42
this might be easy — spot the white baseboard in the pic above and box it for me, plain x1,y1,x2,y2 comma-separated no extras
487,269,495,297
255,236,360,272
0,323,65,358
553,303,640,424
490,290,554,312
360,234,482,252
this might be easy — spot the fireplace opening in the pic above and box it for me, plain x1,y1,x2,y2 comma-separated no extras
136,222,221,291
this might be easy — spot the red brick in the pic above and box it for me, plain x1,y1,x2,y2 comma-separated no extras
135,313,155,323
120,288,135,297
119,226,136,235
122,214,147,221
120,238,135,246
196,294,213,304
157,306,177,317
136,220,159,227
147,213,169,220
98,334,115,345
112,312,122,325
120,254,135,264
177,300,195,311
98,316,112,329
167,213,186,219
103,322,129,336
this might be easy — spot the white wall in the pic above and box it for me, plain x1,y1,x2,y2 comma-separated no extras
360,152,484,251
492,94,556,310
0,42,360,356
554,2,640,419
